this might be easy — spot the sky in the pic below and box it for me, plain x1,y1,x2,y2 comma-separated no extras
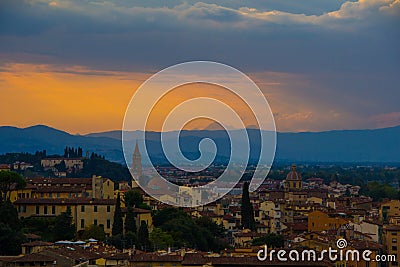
0,0,399,134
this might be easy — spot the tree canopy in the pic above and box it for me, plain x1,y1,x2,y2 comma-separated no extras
53,207,76,241
0,171,26,202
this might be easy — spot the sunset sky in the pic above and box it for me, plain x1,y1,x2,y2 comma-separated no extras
0,0,399,134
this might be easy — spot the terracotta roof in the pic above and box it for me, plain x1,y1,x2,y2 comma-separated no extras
130,254,183,262
22,241,53,247
12,253,55,263
105,253,130,260
46,246,101,260
14,197,115,205
26,178,91,185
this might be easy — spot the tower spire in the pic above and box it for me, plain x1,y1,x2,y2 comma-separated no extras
131,140,142,188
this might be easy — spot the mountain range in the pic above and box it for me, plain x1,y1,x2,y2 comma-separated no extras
0,125,399,164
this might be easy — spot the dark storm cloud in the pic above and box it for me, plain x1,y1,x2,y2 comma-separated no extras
0,0,399,130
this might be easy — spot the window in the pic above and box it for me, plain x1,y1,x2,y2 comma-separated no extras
392,246,397,251
36,205,40,214
49,193,52,198
81,206,85,212
107,219,111,229
57,193,60,198
393,232,398,236
94,219,98,225
81,219,85,229
40,193,44,197
94,206,98,212
392,262,398,266
107,206,110,212
44,206,48,214
393,238,398,243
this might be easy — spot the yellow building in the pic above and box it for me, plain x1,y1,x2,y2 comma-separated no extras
308,210,348,232
381,200,400,224
383,224,400,267
14,198,116,235
10,176,114,203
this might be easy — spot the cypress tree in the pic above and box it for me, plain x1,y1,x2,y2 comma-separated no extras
241,181,255,231
137,220,150,251
125,206,136,234
53,206,76,241
112,193,123,236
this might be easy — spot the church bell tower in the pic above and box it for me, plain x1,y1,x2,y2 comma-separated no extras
131,141,142,188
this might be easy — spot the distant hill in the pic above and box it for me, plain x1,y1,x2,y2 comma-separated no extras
0,125,399,164
0,125,124,163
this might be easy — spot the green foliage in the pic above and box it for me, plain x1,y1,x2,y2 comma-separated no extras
53,207,76,241
124,190,143,208
0,171,26,202
125,231,138,249
80,158,131,181
0,201,22,230
125,206,136,234
21,217,55,242
362,181,399,201
252,233,284,248
54,160,66,172
150,227,173,250
82,224,106,241
241,181,255,231
0,200,25,255
64,146,82,158
108,234,124,249
112,193,123,236
137,220,150,251
153,208,227,252
0,223,26,255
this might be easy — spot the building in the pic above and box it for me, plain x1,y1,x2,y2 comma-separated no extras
285,164,303,191
381,200,400,224
131,141,143,188
14,198,116,235
10,176,114,203
383,224,400,267
308,210,348,232
41,158,83,171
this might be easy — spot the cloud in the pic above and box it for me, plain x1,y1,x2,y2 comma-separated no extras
0,0,399,132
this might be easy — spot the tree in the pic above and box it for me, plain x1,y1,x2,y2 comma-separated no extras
0,200,25,255
137,220,150,251
53,206,76,241
82,224,106,241
241,181,255,231
0,201,22,230
125,206,136,234
112,193,123,236
124,190,143,208
0,171,26,202
152,208,227,251
252,233,284,248
0,223,26,255
125,231,138,250
150,227,173,250
54,160,66,172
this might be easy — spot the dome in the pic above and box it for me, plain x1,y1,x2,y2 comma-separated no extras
147,177,169,191
286,164,301,181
